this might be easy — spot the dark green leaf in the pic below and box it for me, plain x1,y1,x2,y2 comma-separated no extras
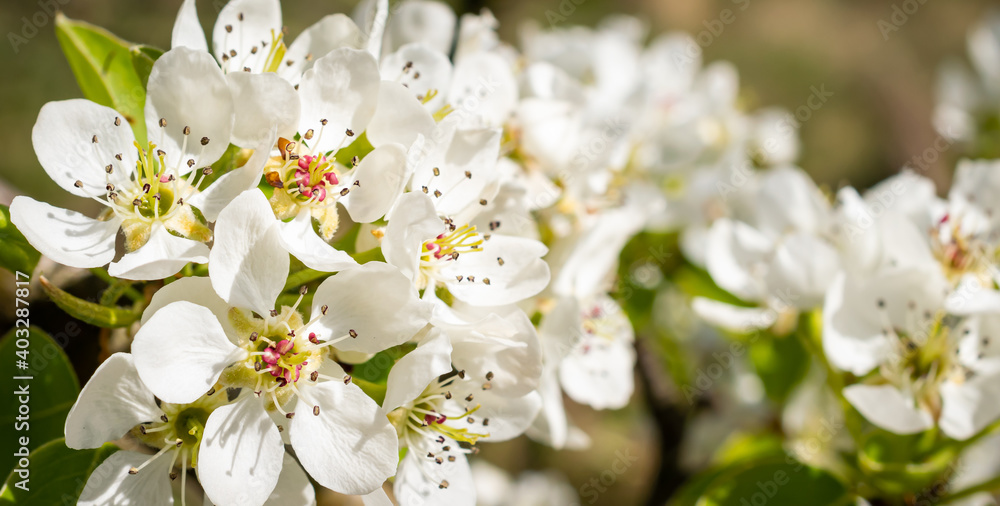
40,276,139,328
129,44,164,88
55,13,148,143
0,327,81,479
697,458,849,506
0,204,40,276
0,439,118,505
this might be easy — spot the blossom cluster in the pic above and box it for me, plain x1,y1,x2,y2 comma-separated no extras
11,0,777,503
17,0,1000,504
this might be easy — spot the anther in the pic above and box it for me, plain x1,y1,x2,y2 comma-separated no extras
304,129,314,140
497,257,505,266
92,134,98,143
486,371,494,380
156,149,166,157
225,24,233,33
349,329,358,338
128,467,139,475
286,412,295,419
114,116,121,126
422,186,429,193
159,118,167,127
353,180,361,187
207,387,216,396
464,170,472,179
183,126,191,135
433,190,442,198
480,199,488,205
313,405,320,416
229,49,237,57
143,183,151,193
439,481,449,489
249,331,258,342
299,285,308,295
115,153,123,160
346,128,355,137
170,472,178,480
465,394,474,402
433,167,440,176
74,180,83,188
237,12,244,20
343,375,352,384
310,371,319,381
340,188,350,196
320,119,328,125
351,155,359,166
483,278,491,285
270,309,279,317
321,305,329,315
200,137,210,145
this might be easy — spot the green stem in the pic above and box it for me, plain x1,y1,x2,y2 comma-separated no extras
90,268,143,303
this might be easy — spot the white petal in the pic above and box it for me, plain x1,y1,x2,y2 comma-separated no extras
755,166,830,237
380,43,453,110
353,0,388,58
448,389,542,442
187,131,274,222
550,205,645,300
691,297,776,333
447,51,518,128
140,276,233,338
559,335,635,410
171,0,207,51
383,0,456,55
764,233,839,309
442,235,550,306
9,196,119,269
297,48,381,152
78,450,175,506
32,99,137,196
341,143,409,222
200,396,284,506
394,451,474,506
382,191,442,284
446,309,542,398
290,381,398,494
939,375,1000,441
132,301,241,403
360,488,392,506
412,126,502,217
227,73,299,147
212,0,281,73
145,47,234,172
704,218,771,302
108,223,209,281
265,454,316,506
65,353,160,449
843,384,934,435
275,208,358,271
382,328,452,413
526,369,568,449
367,81,435,148
310,262,432,354
209,189,287,315
281,14,364,84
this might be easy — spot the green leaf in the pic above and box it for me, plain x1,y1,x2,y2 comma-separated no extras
40,276,140,328
350,344,416,405
0,204,40,276
0,327,81,480
673,264,754,308
0,439,118,506
749,333,810,404
129,44,164,88
858,429,957,496
697,458,849,506
55,13,148,143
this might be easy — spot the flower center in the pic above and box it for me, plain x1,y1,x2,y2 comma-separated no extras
265,136,356,211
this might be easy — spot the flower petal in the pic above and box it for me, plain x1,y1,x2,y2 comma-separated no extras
447,51,518,128
445,308,543,398
132,301,241,404
367,81,435,149
381,328,452,413
448,388,542,442
171,0,207,51
145,47,234,172
939,374,1000,440
265,454,316,506
380,43,453,110
32,99,137,196
9,196,120,269
691,297,776,333
200,396,284,506
382,191,443,284
297,48,380,153
281,14,364,84
212,0,281,73
290,381,398,495
843,384,935,435
108,223,209,281
383,0,456,55
704,218,772,302
275,208,358,272
187,131,274,222
78,450,175,506
441,235,550,306
210,189,287,315
394,451,474,506
310,262,432,354
227,72,299,147
341,143,409,222
65,353,160,449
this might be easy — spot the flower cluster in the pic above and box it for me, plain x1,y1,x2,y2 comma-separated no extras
13,0,790,503
21,0,1000,504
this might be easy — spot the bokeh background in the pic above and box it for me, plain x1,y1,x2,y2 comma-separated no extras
0,0,994,504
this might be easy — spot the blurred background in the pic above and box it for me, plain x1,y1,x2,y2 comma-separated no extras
0,0,994,504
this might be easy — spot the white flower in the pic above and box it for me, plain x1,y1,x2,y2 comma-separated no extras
380,330,542,506
10,47,240,280
129,190,432,499
171,0,389,147
698,166,839,333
